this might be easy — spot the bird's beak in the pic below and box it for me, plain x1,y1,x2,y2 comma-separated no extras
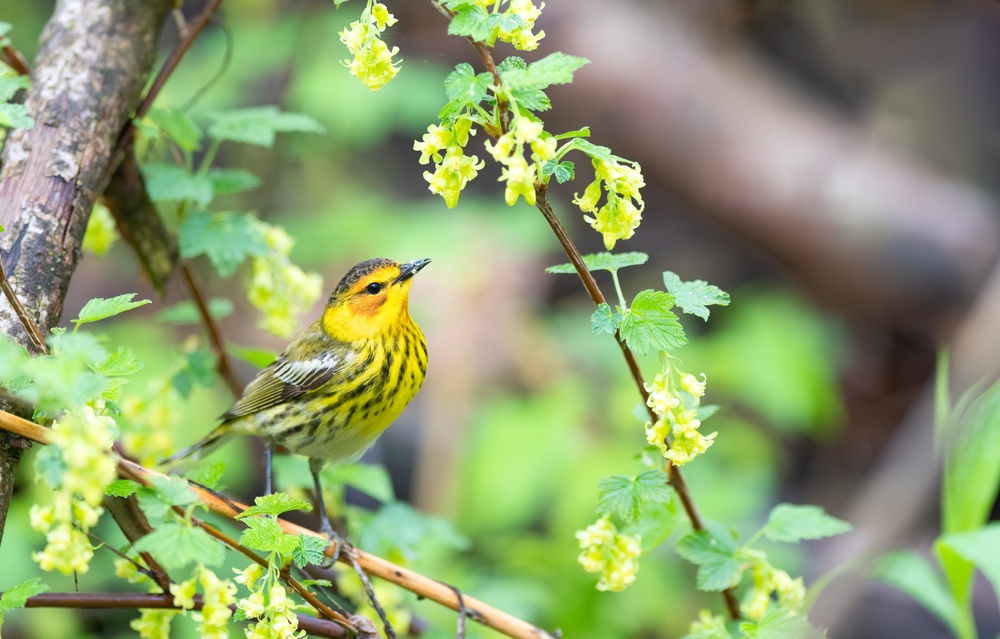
394,258,431,285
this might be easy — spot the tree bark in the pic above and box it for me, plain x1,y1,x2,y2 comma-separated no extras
0,0,172,547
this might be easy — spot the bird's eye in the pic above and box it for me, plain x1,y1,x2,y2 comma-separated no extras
366,282,382,295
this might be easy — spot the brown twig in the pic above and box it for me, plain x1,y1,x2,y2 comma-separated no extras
15,592,345,638
1,44,30,76
442,583,467,639
533,186,742,620
349,553,395,639
83,528,161,586
0,258,50,355
0,410,556,639
180,262,243,397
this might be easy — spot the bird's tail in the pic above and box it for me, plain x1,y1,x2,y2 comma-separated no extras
160,422,238,467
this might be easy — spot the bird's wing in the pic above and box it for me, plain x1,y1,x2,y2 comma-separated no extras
221,351,342,419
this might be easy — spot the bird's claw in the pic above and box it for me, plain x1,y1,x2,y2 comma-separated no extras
320,526,346,569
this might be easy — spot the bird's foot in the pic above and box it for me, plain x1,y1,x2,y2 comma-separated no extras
320,522,347,568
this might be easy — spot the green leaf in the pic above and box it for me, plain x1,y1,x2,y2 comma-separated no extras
184,461,228,490
208,106,325,148
675,521,742,592
740,608,826,639
763,504,852,543
227,344,278,369
620,290,687,355
170,349,218,398
34,445,66,490
356,502,470,562
662,272,731,321
105,479,141,498
178,210,269,277
72,294,151,328
236,492,313,519
292,534,329,568
621,500,679,553
208,168,262,195
540,160,574,183
141,163,214,205
682,616,734,639
324,463,395,504
134,523,225,570
444,63,493,104
597,470,671,524
437,99,467,127
100,378,129,404
447,4,492,41
545,251,648,275
91,345,144,376
239,516,301,555
136,475,201,521
590,303,623,334
501,52,590,90
147,107,202,151
510,86,550,112
939,523,1000,611
943,376,1000,534
554,127,591,140
873,551,960,634
0,76,28,103
0,102,33,129
299,579,332,588
563,138,615,163
0,577,49,611
697,404,720,422
156,298,235,325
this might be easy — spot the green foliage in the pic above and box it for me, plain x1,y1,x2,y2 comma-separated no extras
739,608,825,638
444,63,493,104
34,446,66,490
142,163,215,205
447,5,493,43
356,501,470,562
147,107,202,151
207,168,261,195
938,524,1000,611
597,470,671,524
0,75,32,129
591,303,623,334
292,534,329,568
72,294,151,330
663,272,730,321
134,523,225,570
228,344,278,369
675,522,742,592
208,106,325,147
621,501,680,553
239,517,301,555
874,551,960,634
156,298,234,324
170,349,218,398
501,52,590,91
90,346,144,376
183,460,228,490
619,290,687,355
762,504,851,543
540,160,574,183
236,492,313,519
105,479,141,498
178,210,269,277
136,475,202,522
324,463,396,503
0,578,49,630
546,251,648,275
560,137,614,163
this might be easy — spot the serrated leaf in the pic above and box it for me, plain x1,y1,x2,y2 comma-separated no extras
590,303,623,334
292,534,329,568
675,521,742,592
740,608,826,639
763,504,852,543
178,210,269,277
437,99,466,127
663,271,730,321
490,11,525,33
208,168,262,195
156,298,234,325
105,479,141,498
134,523,225,570
356,502,470,562
541,160,574,183
554,127,591,140
170,349,218,398
299,579,332,587
447,4,492,41
501,52,589,90
563,138,615,163
141,163,214,205
227,344,277,369
73,294,151,327
445,63,493,104
324,463,395,504
100,376,130,402
208,106,324,148
184,460,228,490
0,75,27,103
148,107,202,151
91,345,144,376
510,86,550,111
34,445,66,490
597,470,671,524
0,102,33,129
236,492,312,519
239,516,301,554
0,578,49,611
546,251,648,275
873,551,960,634
620,290,687,355
136,475,201,521
622,500,679,553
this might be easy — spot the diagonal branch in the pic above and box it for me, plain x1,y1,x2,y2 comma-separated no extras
180,263,243,397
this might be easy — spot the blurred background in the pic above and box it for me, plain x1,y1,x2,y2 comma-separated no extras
3,0,1000,637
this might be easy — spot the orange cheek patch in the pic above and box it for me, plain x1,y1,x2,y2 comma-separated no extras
351,295,386,317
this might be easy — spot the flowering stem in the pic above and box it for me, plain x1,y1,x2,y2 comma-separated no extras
532,185,742,620
196,139,221,177
610,269,627,311
180,262,243,398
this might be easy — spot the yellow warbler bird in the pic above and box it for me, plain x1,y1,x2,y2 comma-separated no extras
165,258,430,535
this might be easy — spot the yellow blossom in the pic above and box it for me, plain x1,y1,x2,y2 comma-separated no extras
680,372,707,399
688,610,729,636
575,517,641,592
371,3,396,30
413,124,453,165
131,609,179,639
496,0,546,51
584,194,642,250
234,563,265,586
83,201,119,256
572,180,602,213
171,576,198,610
424,145,485,208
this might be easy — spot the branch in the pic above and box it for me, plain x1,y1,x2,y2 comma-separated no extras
0,44,30,76
0,409,556,639
533,187,742,620
14,592,345,638
104,494,173,592
0,258,49,355
180,263,243,397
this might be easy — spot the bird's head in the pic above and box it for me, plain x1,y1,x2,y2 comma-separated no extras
322,258,431,340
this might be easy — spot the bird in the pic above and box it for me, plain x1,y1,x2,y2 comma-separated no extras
163,257,430,537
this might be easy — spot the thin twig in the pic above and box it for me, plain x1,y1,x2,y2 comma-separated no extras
0,410,556,639
14,592,346,638
442,583,467,639
1,44,30,76
532,187,742,620
83,529,160,584
180,262,243,397
349,553,396,639
0,258,50,355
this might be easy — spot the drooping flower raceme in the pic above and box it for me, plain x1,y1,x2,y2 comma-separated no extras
417,118,485,209
575,517,641,592
573,157,646,250
247,221,324,338
484,114,555,207
643,366,716,466
340,1,401,91
740,551,805,621
30,406,117,575
235,564,306,639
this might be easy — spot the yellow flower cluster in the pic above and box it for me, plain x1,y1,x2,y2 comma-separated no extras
339,2,401,91
116,555,182,639
121,378,178,467
484,115,555,207
172,566,238,639
336,566,411,632
688,610,729,636
464,0,546,50
741,553,805,621
573,158,645,250
235,565,305,639
416,119,485,209
643,368,716,466
82,201,119,256
30,406,117,575
248,222,324,338
574,517,641,592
